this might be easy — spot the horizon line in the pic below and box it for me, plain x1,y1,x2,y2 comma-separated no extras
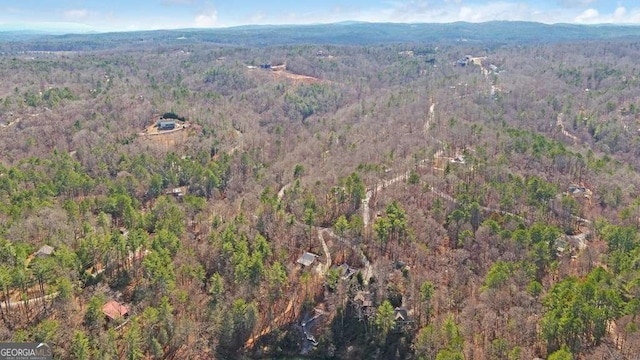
1,19,640,36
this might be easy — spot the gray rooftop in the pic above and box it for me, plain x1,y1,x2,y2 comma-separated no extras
35,245,55,257
297,252,318,267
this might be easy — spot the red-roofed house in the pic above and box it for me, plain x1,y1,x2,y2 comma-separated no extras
102,300,129,321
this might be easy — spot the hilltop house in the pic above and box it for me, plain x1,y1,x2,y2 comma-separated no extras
157,120,176,131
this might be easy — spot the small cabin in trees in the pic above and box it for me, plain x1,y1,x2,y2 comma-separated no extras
451,154,466,163
393,307,412,332
297,252,319,267
354,291,373,308
455,55,473,66
394,307,409,322
165,186,187,198
353,291,375,320
102,300,129,322
566,184,593,205
35,245,55,258
335,263,358,280
157,120,176,131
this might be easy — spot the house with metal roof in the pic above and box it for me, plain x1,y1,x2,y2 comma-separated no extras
157,120,176,131
297,252,319,267
35,245,55,258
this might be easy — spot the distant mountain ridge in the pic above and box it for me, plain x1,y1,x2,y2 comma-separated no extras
0,22,97,35
1,21,640,51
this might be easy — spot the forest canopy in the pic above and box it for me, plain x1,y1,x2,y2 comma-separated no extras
1,23,640,359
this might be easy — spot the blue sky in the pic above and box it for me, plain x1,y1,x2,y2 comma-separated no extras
1,0,640,32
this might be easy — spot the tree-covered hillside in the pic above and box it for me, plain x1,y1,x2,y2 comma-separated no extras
1,27,640,359
3,21,640,51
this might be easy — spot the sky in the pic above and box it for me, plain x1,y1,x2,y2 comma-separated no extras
1,0,640,33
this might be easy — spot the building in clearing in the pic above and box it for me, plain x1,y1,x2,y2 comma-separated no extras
157,120,176,131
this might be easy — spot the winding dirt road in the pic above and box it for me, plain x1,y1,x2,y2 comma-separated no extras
317,229,331,274
362,171,410,228
0,292,58,310
557,112,578,143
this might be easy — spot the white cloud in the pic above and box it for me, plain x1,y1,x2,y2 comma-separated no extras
614,6,627,19
63,9,89,20
572,6,640,24
368,1,640,25
382,1,538,23
458,7,476,22
56,1,640,30
195,10,218,27
575,8,599,23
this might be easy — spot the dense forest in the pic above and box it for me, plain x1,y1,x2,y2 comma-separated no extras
1,23,640,359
